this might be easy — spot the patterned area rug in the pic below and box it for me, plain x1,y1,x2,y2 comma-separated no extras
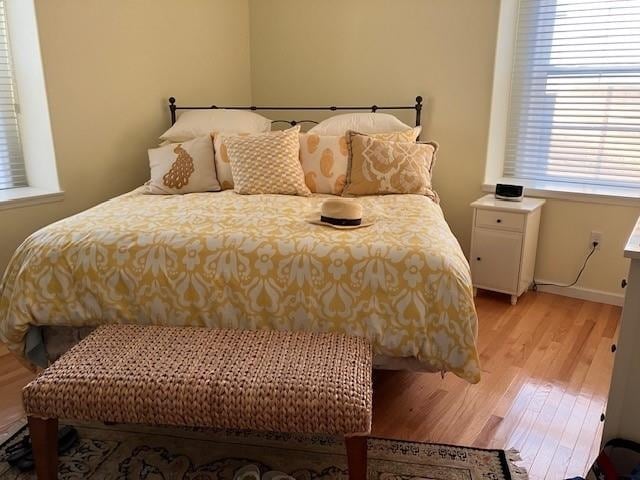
0,422,528,479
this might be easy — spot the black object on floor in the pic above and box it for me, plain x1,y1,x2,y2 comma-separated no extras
5,425,78,472
570,438,640,480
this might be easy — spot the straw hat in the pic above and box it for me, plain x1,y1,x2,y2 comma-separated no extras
307,198,373,230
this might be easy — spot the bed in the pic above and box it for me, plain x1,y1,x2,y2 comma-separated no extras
0,98,481,384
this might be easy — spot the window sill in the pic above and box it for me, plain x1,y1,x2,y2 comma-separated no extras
483,178,640,207
0,187,64,211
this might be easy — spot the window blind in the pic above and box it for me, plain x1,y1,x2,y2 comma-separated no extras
504,0,640,190
0,0,25,190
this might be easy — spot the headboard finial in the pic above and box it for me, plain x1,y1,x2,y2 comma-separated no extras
415,96,423,135
169,97,177,125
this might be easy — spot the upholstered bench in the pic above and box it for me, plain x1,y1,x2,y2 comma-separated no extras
23,325,373,480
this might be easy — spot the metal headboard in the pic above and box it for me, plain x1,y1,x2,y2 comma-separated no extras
168,96,424,131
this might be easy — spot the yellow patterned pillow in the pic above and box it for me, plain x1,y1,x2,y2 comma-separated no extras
300,127,421,195
343,131,438,198
146,136,220,194
226,126,311,196
212,132,251,190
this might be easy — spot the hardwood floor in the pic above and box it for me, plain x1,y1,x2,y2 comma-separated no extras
0,343,35,442
374,290,620,480
0,290,619,479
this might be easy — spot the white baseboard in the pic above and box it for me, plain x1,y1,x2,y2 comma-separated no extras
533,279,624,306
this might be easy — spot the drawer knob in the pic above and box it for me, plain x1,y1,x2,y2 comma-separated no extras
621,279,627,288
496,219,502,223
476,257,481,261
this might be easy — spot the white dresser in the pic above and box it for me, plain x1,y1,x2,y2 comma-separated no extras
602,216,640,445
469,195,545,305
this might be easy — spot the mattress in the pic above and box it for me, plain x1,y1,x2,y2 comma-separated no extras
0,188,481,383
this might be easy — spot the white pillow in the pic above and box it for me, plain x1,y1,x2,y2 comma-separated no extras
160,109,272,142
145,135,220,194
308,112,413,136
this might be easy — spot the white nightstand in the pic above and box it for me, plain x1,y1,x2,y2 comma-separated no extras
470,194,545,305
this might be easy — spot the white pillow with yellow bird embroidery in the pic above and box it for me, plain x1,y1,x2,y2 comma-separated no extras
225,125,311,196
146,135,220,194
299,128,422,195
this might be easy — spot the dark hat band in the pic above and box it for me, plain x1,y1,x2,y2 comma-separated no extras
320,215,362,226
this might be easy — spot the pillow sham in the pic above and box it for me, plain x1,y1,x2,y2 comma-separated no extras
225,126,311,196
146,135,220,194
343,131,438,199
212,132,251,190
308,112,416,136
160,109,271,143
299,128,422,195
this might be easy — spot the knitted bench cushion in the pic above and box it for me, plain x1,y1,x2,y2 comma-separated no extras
23,325,373,436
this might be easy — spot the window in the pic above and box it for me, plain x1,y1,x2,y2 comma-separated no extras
0,0,25,190
503,0,640,192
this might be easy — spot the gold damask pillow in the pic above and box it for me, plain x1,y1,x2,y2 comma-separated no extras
343,131,438,198
146,135,220,194
300,127,421,195
226,126,311,196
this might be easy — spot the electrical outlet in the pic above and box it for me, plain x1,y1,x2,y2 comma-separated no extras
590,231,603,248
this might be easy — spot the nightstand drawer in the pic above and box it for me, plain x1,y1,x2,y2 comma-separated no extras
475,209,525,232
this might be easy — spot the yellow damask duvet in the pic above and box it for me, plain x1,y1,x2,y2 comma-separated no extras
0,189,480,383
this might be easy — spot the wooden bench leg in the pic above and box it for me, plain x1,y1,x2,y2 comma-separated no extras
28,416,58,480
345,435,367,480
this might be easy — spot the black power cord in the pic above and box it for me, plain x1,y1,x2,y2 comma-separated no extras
532,241,599,290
